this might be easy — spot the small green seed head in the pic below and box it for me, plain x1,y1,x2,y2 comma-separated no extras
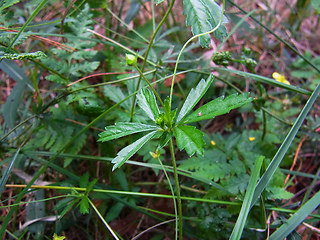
125,54,137,66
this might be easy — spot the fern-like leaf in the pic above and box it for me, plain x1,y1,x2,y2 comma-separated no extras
183,0,228,47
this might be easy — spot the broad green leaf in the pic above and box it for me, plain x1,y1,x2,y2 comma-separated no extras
0,59,29,128
251,83,320,208
230,156,264,240
98,122,159,142
112,131,158,171
311,0,320,13
174,125,204,156
183,93,253,124
269,191,320,240
25,189,46,236
176,74,214,124
183,0,228,47
103,85,131,110
137,88,160,121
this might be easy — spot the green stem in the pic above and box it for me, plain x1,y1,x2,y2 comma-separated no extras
134,65,165,108
156,157,178,240
129,0,176,121
0,115,36,143
88,198,120,240
169,139,183,239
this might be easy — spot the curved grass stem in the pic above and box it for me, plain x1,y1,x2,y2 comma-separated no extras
169,0,226,109
129,0,176,121
89,198,120,240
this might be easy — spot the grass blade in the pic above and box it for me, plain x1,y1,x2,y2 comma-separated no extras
0,147,21,195
251,83,320,207
269,191,320,240
230,156,264,240
212,67,310,95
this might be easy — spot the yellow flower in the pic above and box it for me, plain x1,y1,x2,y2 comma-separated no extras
249,137,256,141
149,150,160,159
53,233,66,240
272,72,290,85
211,140,216,146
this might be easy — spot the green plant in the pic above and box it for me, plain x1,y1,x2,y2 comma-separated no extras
1,0,320,239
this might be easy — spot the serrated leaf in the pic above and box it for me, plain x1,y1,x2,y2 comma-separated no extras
0,0,21,12
103,84,131,110
174,125,204,156
183,0,228,47
137,88,160,121
183,93,253,124
176,74,214,123
79,196,89,214
112,131,158,171
98,122,159,142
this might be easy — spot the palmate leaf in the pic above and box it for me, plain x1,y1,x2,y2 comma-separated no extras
137,88,160,121
98,122,159,142
182,93,253,124
111,130,158,171
176,74,214,124
174,125,204,156
183,0,228,47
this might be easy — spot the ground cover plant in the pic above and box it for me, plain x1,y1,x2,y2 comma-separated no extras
0,0,320,239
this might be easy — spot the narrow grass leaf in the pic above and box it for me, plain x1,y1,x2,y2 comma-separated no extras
251,83,320,207
269,191,320,240
112,130,158,170
137,88,160,121
174,125,204,156
0,60,29,128
183,93,252,124
98,122,159,142
176,74,214,124
230,156,264,240
213,67,310,95
0,147,21,195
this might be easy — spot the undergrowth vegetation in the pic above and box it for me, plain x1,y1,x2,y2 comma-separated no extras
0,0,320,239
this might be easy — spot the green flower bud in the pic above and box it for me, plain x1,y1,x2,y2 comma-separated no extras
125,54,137,66
212,51,231,66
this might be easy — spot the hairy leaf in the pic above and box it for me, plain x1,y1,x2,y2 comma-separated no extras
103,85,131,110
176,74,214,123
137,88,160,121
111,131,158,170
183,0,228,47
174,125,204,156
98,122,159,142
0,51,46,60
79,196,89,214
182,93,253,124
